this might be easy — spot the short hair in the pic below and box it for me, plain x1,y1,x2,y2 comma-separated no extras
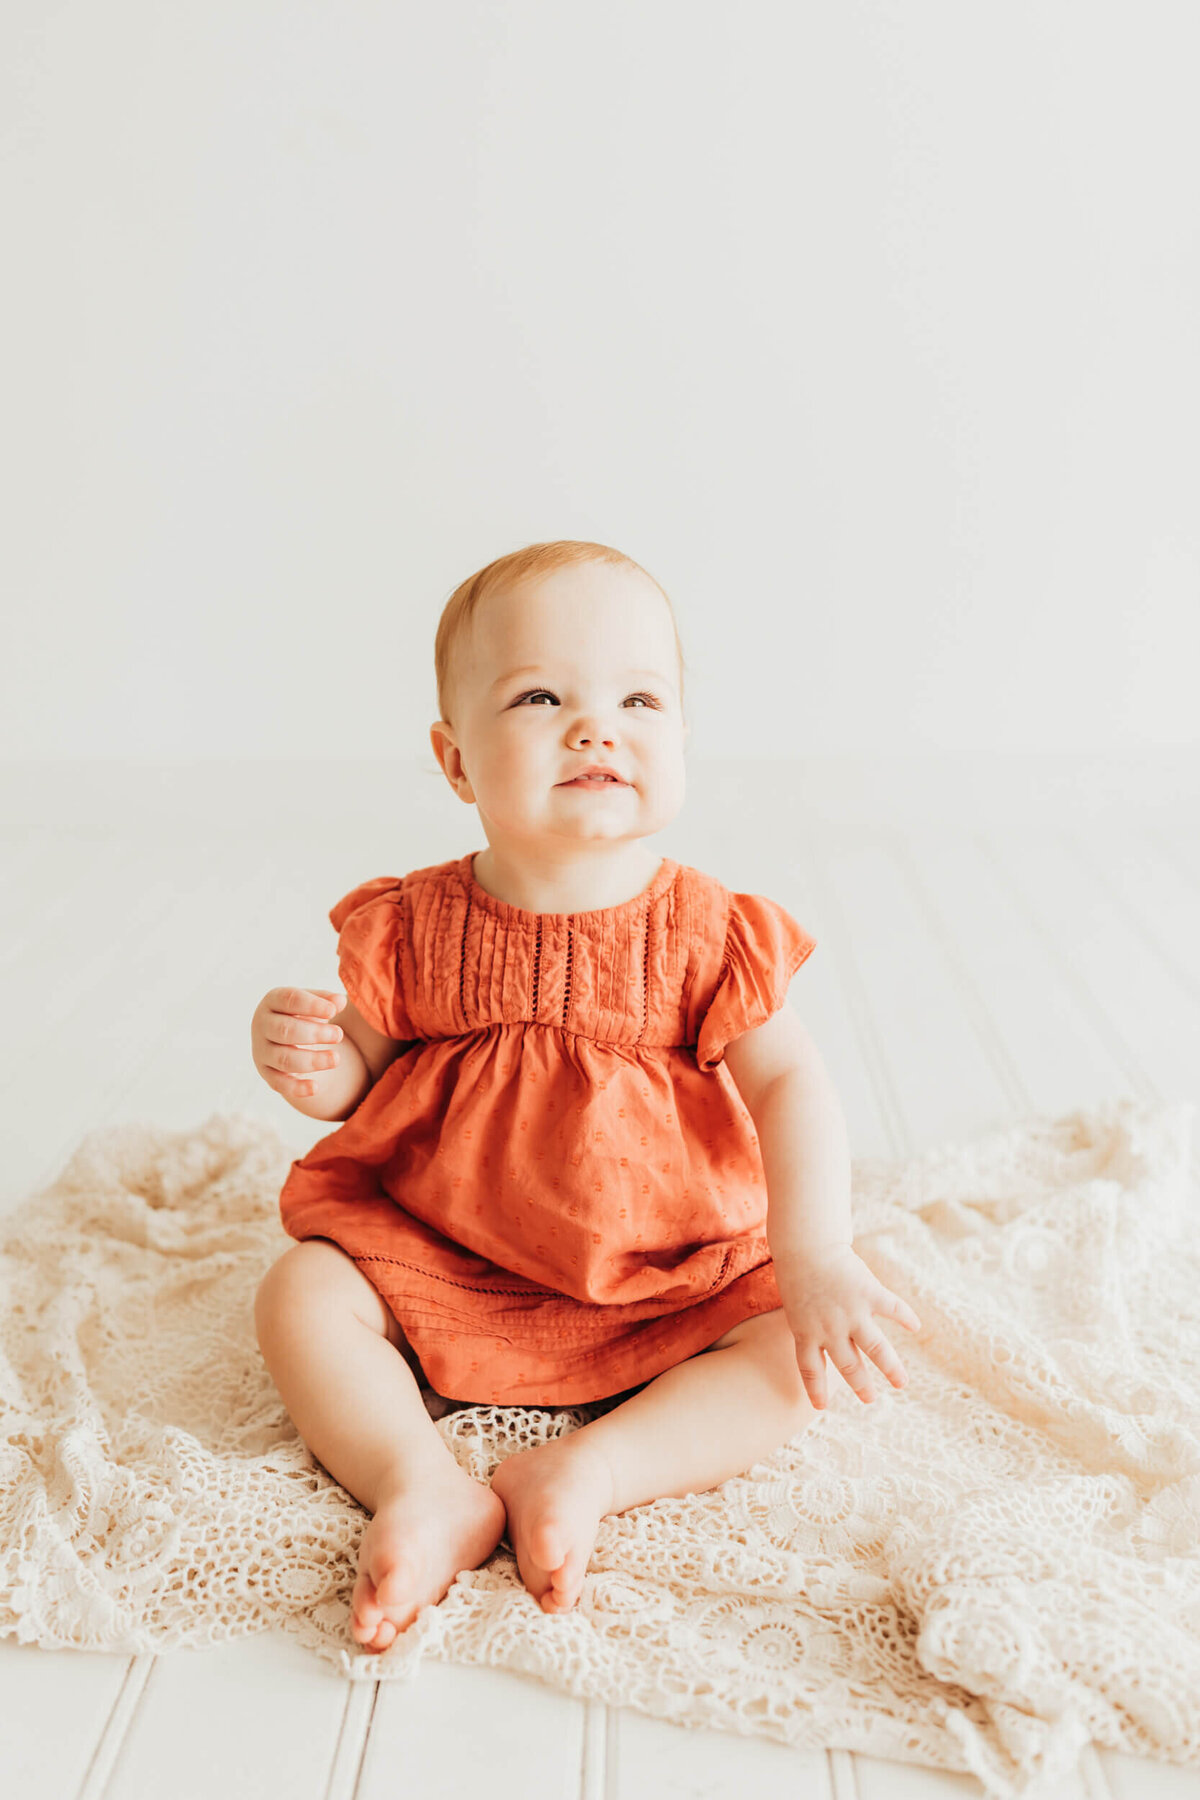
434,539,687,727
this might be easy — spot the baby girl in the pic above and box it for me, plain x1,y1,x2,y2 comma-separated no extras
250,539,921,1655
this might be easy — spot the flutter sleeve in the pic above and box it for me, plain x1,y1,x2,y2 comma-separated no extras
328,876,416,1042
694,890,817,1072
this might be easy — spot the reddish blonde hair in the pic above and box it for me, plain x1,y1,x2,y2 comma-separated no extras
434,539,686,726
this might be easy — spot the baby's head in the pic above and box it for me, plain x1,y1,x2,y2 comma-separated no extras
429,541,689,858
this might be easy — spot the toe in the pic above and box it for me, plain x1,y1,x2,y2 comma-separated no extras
528,1513,570,1575
356,1615,397,1655
351,1577,381,1634
548,1549,586,1612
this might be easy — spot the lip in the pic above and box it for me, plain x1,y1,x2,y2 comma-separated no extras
558,767,631,786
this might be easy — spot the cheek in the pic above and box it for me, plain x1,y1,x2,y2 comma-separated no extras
489,734,543,787
648,733,684,766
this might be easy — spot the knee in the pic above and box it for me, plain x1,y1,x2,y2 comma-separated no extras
253,1239,345,1343
740,1310,811,1413
254,1238,408,1361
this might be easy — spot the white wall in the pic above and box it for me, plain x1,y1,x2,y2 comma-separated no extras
4,2,1198,762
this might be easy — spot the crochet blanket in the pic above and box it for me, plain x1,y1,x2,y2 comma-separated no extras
3,1098,1199,1800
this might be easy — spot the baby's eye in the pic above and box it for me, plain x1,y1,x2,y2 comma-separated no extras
513,689,662,709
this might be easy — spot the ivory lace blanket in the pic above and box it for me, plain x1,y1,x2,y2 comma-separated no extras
3,1099,1199,1799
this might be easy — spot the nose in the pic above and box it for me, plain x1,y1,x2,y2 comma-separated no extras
567,714,617,750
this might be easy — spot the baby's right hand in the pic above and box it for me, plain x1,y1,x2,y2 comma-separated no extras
251,987,346,1100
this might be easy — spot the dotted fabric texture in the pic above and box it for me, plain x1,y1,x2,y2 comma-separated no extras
2,1099,1199,1797
278,853,818,1404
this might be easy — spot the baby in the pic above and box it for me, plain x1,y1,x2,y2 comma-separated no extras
250,539,921,1655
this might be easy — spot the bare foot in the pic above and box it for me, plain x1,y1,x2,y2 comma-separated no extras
489,1434,616,1615
350,1461,508,1653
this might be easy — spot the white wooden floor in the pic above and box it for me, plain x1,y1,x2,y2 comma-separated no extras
4,753,1200,1800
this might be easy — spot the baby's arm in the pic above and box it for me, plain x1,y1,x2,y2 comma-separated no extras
723,1007,851,1259
723,1009,921,1409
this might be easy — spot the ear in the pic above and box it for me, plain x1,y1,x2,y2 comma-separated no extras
429,723,476,801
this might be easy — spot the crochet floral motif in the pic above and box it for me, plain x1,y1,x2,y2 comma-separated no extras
1,1099,1198,1800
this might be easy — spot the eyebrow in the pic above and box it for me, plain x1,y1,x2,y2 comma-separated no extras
490,666,674,691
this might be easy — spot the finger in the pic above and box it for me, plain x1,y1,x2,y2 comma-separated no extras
264,1044,339,1077
878,1290,923,1335
263,1066,318,1098
268,1013,344,1048
854,1325,909,1390
794,1346,828,1411
274,987,345,1020
829,1342,876,1404
310,989,346,1015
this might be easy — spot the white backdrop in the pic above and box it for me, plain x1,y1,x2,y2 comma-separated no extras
3,2,1198,763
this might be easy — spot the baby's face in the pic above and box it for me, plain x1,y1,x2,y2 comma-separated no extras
431,562,688,855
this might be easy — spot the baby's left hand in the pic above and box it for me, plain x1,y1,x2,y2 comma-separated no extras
773,1244,922,1411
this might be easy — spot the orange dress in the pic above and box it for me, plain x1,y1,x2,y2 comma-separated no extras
277,851,817,1405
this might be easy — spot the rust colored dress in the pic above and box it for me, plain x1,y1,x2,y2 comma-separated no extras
277,851,817,1405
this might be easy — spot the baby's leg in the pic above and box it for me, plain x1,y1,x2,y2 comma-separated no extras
254,1239,506,1652
489,1308,814,1613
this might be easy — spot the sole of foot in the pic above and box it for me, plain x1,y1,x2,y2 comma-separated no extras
350,1461,508,1654
489,1435,615,1615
